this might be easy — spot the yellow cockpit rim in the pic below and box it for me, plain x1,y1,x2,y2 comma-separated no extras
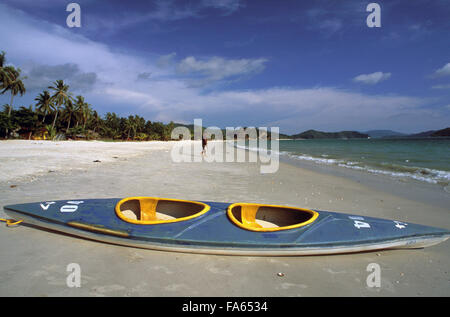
227,202,319,232
115,197,210,225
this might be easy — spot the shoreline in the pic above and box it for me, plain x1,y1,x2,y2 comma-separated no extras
279,154,450,211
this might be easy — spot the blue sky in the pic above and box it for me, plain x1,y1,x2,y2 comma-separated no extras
1,0,449,134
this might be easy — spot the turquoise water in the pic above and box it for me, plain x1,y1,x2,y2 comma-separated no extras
239,138,450,185
278,138,450,185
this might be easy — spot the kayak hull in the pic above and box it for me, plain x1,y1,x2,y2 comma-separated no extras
4,199,449,256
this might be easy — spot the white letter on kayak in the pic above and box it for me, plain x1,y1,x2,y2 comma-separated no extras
394,221,408,229
40,202,55,210
60,205,78,213
353,220,371,229
67,201,84,205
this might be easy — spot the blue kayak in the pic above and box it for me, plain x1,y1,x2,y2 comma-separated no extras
3,197,449,256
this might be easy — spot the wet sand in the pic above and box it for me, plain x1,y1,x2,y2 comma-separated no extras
0,140,449,296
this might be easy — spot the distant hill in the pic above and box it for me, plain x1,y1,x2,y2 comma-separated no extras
405,130,436,138
364,130,406,138
289,127,449,140
404,127,450,138
173,124,449,140
291,129,369,139
430,127,450,137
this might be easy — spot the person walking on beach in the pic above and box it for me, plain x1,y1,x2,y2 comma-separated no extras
202,136,208,156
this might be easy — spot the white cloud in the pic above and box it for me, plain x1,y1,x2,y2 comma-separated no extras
149,0,244,20
431,83,450,90
432,63,450,77
201,0,244,15
353,72,392,85
304,3,362,36
89,0,243,30
157,53,177,68
176,56,268,86
317,19,343,33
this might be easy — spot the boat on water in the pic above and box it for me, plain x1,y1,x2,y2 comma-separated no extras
3,197,449,256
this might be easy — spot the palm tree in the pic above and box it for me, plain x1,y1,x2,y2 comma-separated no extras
81,102,92,129
162,121,175,141
34,90,54,123
2,104,13,115
103,112,121,139
61,98,77,131
0,51,12,90
89,110,102,133
74,95,91,128
125,116,137,140
48,80,72,129
134,115,146,135
14,106,39,139
1,66,26,116
1,65,26,138
73,96,83,127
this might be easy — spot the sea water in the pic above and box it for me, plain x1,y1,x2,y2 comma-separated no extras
241,138,450,186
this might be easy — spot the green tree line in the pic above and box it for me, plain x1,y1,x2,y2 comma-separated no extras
0,51,175,141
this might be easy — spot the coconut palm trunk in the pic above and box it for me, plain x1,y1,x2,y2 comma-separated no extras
52,110,59,130
66,113,72,131
8,93,14,116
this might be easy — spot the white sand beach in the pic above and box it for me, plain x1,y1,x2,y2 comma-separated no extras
0,140,175,182
0,140,449,296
